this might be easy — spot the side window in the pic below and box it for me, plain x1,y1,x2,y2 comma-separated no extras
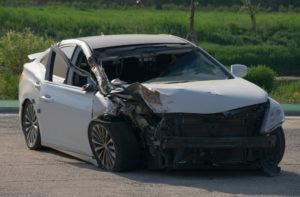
60,46,75,60
76,51,89,71
52,53,69,83
70,51,90,87
40,53,49,66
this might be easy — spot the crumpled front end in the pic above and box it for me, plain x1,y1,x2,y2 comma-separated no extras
89,55,280,171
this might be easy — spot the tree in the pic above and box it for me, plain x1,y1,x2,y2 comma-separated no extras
241,0,259,32
186,0,197,43
136,0,144,7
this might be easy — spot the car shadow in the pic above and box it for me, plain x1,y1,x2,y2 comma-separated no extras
40,147,300,196
115,169,300,196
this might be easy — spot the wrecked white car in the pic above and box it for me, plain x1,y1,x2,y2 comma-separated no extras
19,34,285,175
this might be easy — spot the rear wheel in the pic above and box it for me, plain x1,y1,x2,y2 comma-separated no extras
88,120,140,171
21,101,42,150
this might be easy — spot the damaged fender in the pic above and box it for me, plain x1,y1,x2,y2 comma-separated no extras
88,55,165,144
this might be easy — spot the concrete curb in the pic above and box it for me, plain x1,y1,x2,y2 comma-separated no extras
282,104,300,116
0,100,19,114
284,111,300,116
0,107,19,114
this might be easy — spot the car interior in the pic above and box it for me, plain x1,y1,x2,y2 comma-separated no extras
102,54,176,84
71,51,90,87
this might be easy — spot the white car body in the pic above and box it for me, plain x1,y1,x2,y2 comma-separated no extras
19,34,285,170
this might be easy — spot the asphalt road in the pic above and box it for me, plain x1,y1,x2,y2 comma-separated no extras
0,114,299,197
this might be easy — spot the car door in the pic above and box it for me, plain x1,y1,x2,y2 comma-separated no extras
38,45,94,155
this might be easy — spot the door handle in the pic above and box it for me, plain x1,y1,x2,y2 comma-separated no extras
40,95,54,103
34,81,41,90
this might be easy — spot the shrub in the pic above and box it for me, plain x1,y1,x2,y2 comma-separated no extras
245,65,277,92
0,73,6,99
0,72,19,99
271,80,300,103
0,29,53,74
202,43,300,75
0,29,53,99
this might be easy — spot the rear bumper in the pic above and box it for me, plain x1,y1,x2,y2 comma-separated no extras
162,135,276,149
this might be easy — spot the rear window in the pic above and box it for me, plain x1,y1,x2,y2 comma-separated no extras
53,53,69,80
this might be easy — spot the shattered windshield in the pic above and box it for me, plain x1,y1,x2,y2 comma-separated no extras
95,45,232,84
149,50,232,83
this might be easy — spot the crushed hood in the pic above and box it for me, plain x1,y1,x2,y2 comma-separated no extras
141,78,268,114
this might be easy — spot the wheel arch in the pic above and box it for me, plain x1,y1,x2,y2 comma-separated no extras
20,98,32,124
87,115,141,171
20,96,39,114
87,115,142,148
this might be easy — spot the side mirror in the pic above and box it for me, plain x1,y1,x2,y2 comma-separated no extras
82,83,96,92
231,64,247,78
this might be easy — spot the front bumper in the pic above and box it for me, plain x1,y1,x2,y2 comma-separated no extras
162,135,276,149
146,103,274,169
147,134,277,170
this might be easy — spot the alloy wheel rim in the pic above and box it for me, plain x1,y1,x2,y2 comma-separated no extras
91,124,116,170
23,103,39,147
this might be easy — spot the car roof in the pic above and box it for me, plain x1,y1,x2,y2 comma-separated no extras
76,34,189,49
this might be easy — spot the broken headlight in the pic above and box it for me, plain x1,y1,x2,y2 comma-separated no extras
260,97,285,134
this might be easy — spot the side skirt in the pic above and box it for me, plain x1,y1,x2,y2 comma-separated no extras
41,141,98,166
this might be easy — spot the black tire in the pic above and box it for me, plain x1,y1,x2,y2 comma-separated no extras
21,101,42,150
88,120,140,172
266,127,285,164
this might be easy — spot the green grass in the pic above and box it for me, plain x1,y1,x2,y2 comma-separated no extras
0,6,299,102
0,100,18,107
0,6,299,74
271,80,300,103
0,75,6,99
0,72,19,100
1,6,300,43
202,43,300,75
0,30,53,99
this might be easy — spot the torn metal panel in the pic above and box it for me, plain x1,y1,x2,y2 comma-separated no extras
88,57,162,135
92,92,118,118
126,83,162,105
88,56,112,96
109,84,162,133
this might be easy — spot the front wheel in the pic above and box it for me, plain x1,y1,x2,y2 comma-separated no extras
266,126,285,164
88,120,140,172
